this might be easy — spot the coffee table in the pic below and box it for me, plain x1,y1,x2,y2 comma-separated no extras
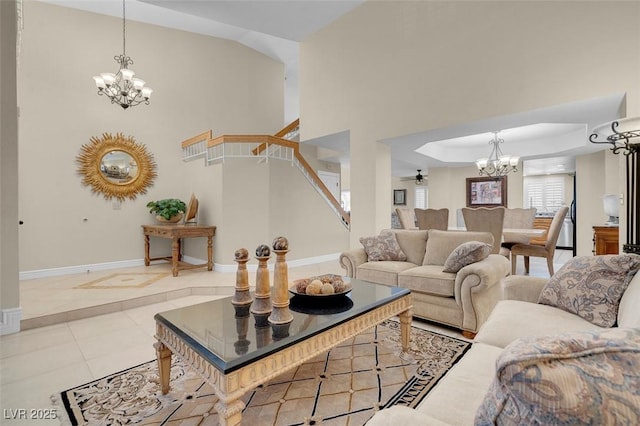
154,278,412,426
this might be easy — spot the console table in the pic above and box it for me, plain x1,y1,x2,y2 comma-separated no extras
142,224,216,276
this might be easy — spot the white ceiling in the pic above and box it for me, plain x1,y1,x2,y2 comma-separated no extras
380,93,624,177
43,0,623,177
139,0,364,42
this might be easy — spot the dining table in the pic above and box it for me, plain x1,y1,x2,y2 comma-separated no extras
449,227,546,241
502,228,546,241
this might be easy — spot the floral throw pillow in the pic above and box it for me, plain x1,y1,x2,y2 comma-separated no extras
538,254,640,327
359,232,407,262
475,328,640,425
442,241,491,273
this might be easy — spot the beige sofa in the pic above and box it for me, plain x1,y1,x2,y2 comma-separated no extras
367,254,640,425
339,229,510,337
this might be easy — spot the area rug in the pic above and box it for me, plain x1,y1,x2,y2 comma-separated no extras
54,320,470,425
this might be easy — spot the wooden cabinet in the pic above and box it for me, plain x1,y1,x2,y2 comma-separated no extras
592,226,619,255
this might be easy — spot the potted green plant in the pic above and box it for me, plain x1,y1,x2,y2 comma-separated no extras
146,198,187,223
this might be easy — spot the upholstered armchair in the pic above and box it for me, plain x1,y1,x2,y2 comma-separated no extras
462,207,505,255
396,208,417,229
510,206,569,276
414,208,449,230
502,208,536,246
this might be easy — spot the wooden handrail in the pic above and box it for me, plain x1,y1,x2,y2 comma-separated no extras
254,119,300,156
274,118,300,138
181,130,212,148
293,149,350,225
208,134,298,149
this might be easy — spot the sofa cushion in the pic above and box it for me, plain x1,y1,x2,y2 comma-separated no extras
475,328,640,425
538,254,640,327
442,241,491,273
423,230,493,266
475,300,603,349
392,229,429,266
618,269,640,328
356,261,417,286
359,231,407,262
399,265,456,297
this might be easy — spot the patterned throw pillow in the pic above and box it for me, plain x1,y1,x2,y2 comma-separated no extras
475,328,640,425
442,241,491,273
538,254,640,327
359,232,407,262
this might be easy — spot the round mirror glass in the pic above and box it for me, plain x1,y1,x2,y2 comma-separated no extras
100,150,139,184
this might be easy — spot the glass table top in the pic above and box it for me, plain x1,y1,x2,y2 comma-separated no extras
154,278,409,374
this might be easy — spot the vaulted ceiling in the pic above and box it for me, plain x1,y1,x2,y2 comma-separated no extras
44,0,622,177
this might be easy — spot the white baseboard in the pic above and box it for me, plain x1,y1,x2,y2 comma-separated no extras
0,307,22,335
20,259,145,281
19,253,341,279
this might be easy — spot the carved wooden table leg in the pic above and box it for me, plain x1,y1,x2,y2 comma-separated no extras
144,235,150,266
171,237,179,277
207,235,213,271
177,238,183,262
154,341,172,395
214,399,245,426
398,307,413,359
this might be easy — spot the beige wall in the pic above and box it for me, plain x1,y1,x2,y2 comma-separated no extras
300,1,639,248
391,178,417,211
17,1,284,272
576,152,607,256
429,164,524,227
180,156,349,265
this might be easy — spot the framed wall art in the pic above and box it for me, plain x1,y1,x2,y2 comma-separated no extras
393,189,406,205
466,176,507,207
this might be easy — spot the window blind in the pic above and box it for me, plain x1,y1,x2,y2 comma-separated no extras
415,187,427,209
523,175,565,213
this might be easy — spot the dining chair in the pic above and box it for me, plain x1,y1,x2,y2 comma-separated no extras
461,207,505,255
414,208,449,231
501,208,537,248
395,208,417,229
510,206,569,276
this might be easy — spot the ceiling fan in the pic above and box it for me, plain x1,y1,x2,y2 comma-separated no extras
400,170,425,185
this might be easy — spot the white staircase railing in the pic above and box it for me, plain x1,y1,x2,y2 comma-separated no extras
181,130,210,162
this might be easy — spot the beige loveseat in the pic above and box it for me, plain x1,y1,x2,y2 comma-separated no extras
339,229,510,337
367,254,640,425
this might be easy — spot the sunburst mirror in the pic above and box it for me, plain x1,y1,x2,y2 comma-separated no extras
76,133,157,201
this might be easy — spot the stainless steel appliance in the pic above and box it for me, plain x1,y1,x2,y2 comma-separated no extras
557,215,574,249
558,195,576,252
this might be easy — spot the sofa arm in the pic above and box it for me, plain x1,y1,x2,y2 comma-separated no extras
454,254,510,333
455,254,510,299
502,275,548,303
339,248,368,278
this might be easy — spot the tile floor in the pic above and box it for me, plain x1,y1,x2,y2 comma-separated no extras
0,251,572,425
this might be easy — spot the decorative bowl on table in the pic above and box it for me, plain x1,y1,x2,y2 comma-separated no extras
288,274,352,300
289,294,354,315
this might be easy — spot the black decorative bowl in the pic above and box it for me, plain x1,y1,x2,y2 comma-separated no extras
289,294,354,315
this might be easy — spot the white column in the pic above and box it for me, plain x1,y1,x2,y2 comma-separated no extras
0,0,22,335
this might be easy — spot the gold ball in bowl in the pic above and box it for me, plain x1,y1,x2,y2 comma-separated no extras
320,283,335,294
306,279,323,295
